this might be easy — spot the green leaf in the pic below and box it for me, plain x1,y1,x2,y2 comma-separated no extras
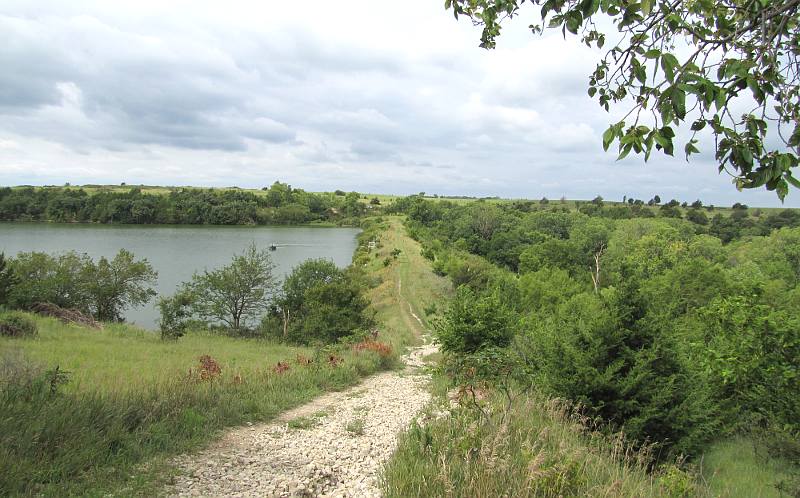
747,77,765,103
653,131,670,149
788,125,800,147
684,140,700,159
635,65,647,84
776,179,788,201
602,126,615,151
786,173,800,189
715,88,727,111
672,86,686,120
617,143,632,161
659,99,673,126
644,49,660,59
690,120,706,131
580,0,600,16
661,53,679,83
565,11,582,34
588,87,597,97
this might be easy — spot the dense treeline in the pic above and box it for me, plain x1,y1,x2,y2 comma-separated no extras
0,182,371,225
394,195,800,467
389,196,800,271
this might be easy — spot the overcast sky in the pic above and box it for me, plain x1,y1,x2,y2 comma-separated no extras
0,0,796,207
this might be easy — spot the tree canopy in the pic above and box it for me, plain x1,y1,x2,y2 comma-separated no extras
445,0,800,199
5,249,156,321
187,244,278,331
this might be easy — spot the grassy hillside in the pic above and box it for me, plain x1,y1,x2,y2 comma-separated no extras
0,216,429,496
384,390,693,497
383,387,797,497
0,316,392,496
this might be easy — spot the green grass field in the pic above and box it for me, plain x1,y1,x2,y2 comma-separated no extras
2,320,310,393
701,438,796,498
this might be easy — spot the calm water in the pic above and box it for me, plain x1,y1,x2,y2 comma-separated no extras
0,223,361,329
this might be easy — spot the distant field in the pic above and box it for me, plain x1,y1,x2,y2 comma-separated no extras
10,184,796,214
15,184,340,201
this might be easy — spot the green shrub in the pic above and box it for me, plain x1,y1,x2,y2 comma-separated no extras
7,250,157,322
272,261,374,345
518,289,718,459
688,295,800,432
157,291,195,341
0,312,38,338
435,286,515,355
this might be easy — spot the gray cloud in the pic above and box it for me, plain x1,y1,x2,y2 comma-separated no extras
0,1,795,207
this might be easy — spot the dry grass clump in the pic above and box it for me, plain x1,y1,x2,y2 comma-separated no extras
0,312,38,338
352,338,393,358
31,302,101,329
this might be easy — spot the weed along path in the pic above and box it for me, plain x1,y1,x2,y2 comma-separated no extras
167,218,449,498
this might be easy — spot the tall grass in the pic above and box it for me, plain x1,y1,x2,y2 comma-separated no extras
700,437,796,497
2,317,308,393
0,317,393,496
382,389,702,498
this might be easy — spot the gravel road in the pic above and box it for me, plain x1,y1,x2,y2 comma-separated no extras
168,341,437,498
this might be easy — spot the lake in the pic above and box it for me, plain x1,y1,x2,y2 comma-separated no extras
0,223,361,329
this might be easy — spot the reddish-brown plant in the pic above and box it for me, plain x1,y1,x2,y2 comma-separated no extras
328,354,344,367
353,339,393,358
295,354,313,366
198,355,222,381
273,361,290,374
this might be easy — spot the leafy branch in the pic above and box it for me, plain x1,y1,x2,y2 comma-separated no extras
446,0,800,199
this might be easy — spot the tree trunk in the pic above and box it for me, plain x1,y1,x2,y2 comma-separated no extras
282,308,289,338
591,243,606,294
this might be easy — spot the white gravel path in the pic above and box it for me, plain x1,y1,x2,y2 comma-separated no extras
168,341,437,498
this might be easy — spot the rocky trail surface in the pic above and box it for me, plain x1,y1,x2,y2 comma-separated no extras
168,340,437,498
